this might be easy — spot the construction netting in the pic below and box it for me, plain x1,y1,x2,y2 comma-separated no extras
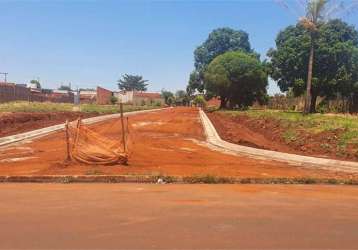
65,119,129,165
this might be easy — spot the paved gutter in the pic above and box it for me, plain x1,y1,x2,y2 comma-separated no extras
0,108,165,148
0,175,357,185
199,109,358,173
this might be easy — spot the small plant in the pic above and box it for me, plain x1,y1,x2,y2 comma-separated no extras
110,96,118,105
282,130,297,143
193,95,206,108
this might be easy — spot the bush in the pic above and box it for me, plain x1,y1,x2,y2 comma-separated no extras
110,96,118,105
193,95,206,107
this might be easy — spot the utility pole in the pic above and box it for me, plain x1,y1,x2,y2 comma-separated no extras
0,72,8,83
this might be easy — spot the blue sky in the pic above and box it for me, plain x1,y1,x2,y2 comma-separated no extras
0,0,357,94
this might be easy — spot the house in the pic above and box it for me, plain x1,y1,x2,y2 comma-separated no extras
132,92,163,106
96,86,114,105
79,89,97,104
113,91,164,106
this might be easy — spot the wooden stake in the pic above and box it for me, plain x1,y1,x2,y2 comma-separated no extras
120,103,126,152
126,117,129,134
65,120,71,161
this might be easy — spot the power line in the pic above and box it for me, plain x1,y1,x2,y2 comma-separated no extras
0,72,8,83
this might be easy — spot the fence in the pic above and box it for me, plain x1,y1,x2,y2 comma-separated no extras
0,83,74,104
266,94,358,113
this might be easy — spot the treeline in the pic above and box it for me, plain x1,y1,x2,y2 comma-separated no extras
186,2,358,114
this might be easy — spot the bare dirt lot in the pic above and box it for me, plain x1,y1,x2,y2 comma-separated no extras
207,111,358,161
0,108,356,180
1,184,358,249
0,111,96,137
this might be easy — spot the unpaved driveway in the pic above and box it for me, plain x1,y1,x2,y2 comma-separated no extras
0,108,356,179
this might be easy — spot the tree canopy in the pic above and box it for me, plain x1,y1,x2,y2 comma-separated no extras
30,79,41,89
58,85,72,91
267,19,358,112
118,74,148,91
187,27,254,95
161,90,174,105
204,51,268,109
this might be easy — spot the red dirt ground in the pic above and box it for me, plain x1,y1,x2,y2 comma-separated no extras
0,112,97,137
207,111,358,161
2,184,358,249
0,107,356,179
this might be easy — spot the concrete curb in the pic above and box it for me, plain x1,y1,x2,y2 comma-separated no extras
0,175,357,185
199,109,358,173
0,108,166,148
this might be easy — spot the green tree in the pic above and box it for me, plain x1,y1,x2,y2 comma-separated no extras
267,19,358,112
300,0,328,113
58,85,72,91
276,0,358,113
118,74,148,91
30,79,41,89
193,95,206,108
110,96,118,105
175,90,190,106
187,28,254,95
161,90,174,105
204,51,268,109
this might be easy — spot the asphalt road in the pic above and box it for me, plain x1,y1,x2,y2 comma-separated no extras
1,184,358,249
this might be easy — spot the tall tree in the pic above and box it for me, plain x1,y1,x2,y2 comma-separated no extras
187,27,254,95
30,79,41,89
204,51,268,109
267,19,358,112
300,0,327,113
118,74,148,91
276,0,358,113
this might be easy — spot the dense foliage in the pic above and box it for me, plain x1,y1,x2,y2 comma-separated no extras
267,19,358,112
187,28,254,95
118,74,148,91
204,51,268,109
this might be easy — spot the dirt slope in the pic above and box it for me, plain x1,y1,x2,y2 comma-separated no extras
207,112,357,161
0,112,97,137
0,107,356,180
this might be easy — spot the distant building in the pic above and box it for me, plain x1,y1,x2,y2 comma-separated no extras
113,91,164,106
96,86,113,105
133,91,163,106
113,91,133,104
79,90,97,104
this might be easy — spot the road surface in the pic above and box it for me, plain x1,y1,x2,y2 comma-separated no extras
1,184,358,249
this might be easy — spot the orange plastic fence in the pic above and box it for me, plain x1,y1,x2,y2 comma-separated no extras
65,119,128,165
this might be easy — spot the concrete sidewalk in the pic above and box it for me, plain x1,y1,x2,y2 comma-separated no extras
199,109,358,173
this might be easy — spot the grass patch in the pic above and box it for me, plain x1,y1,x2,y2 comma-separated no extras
0,101,158,114
283,130,297,143
220,109,358,149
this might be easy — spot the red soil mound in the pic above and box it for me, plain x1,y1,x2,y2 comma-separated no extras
207,112,357,161
0,112,96,137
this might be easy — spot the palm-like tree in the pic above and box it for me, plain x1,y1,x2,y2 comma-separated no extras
276,0,358,113
301,0,327,114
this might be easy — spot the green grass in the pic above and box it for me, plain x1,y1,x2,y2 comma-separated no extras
0,101,158,114
220,109,358,148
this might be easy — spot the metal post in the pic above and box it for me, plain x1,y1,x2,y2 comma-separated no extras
120,103,126,152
